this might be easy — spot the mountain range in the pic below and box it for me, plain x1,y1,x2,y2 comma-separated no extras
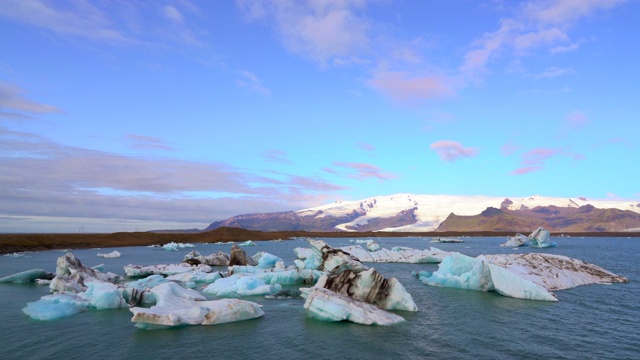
203,194,640,233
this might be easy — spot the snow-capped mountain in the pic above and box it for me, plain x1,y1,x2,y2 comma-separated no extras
205,193,640,232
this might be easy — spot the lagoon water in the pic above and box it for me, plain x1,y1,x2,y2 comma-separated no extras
1,236,638,359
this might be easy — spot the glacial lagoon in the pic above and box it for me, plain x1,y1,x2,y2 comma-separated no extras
1,236,638,359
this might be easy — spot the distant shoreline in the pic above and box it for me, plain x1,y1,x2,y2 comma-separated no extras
1,227,639,254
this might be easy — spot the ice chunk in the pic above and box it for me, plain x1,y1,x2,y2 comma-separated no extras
487,263,557,301
50,252,120,293
251,252,283,269
365,240,381,252
183,250,230,266
314,268,417,311
0,269,54,283
130,282,264,328
166,271,224,284
309,239,368,274
229,244,258,266
97,250,121,258
124,263,213,277
430,237,464,243
162,242,195,251
293,247,313,260
238,240,256,247
338,245,450,264
82,281,127,309
528,227,556,248
418,253,493,291
22,293,89,320
4,252,24,257
202,275,281,297
302,287,405,326
501,233,528,247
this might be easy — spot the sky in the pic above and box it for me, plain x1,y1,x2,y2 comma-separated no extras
1,0,639,233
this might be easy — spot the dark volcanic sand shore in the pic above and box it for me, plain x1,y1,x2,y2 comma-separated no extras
1,226,638,254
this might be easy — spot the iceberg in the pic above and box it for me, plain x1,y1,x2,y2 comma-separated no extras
418,252,628,301
229,244,258,266
251,251,283,269
124,263,213,277
500,233,528,247
50,252,120,293
183,250,230,266
314,268,417,311
238,240,257,247
308,239,368,274
337,245,450,264
130,282,264,328
430,237,464,243
166,271,224,285
97,250,121,258
23,293,89,320
4,252,24,257
365,240,381,252
202,275,281,298
0,269,54,283
302,287,405,326
161,242,195,251
528,227,556,248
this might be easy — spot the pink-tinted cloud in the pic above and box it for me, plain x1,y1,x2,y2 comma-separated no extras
565,111,587,130
510,166,543,175
430,140,478,162
261,149,291,164
368,71,454,103
0,81,61,118
331,162,397,181
358,142,375,151
238,0,370,66
501,141,520,156
126,134,175,151
521,148,559,165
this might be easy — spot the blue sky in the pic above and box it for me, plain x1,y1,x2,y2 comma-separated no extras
1,0,638,232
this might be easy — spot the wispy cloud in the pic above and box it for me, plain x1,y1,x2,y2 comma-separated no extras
430,140,478,162
125,134,175,151
523,0,626,24
329,162,398,181
0,81,61,119
261,149,291,164
237,71,272,96
510,147,560,175
564,110,588,130
358,142,375,152
237,0,370,66
501,141,520,156
367,71,454,104
531,66,574,78
0,128,344,224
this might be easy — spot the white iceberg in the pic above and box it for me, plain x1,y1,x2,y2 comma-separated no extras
309,239,368,274
161,242,195,251
50,252,120,293
130,282,264,328
314,268,418,312
202,275,281,298
418,252,628,301
337,245,450,264
183,250,229,266
238,240,257,247
430,237,464,243
97,250,121,258
166,271,224,285
4,252,24,257
124,263,213,277
302,287,405,326
500,233,528,247
0,269,54,283
365,240,381,252
528,227,556,248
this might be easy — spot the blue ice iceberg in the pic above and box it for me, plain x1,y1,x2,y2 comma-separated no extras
528,227,556,248
417,253,558,301
0,269,54,283
22,293,89,320
130,282,264,328
202,275,281,298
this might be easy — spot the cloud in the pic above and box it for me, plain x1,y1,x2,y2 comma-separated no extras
0,128,344,226
523,0,626,25
501,141,520,156
125,134,175,151
368,71,454,104
358,142,375,152
531,66,573,78
238,0,370,66
261,149,291,164
237,71,272,96
330,162,397,181
510,166,543,175
510,147,563,175
549,41,582,54
430,140,478,162
564,110,588,130
163,5,184,24
0,81,61,119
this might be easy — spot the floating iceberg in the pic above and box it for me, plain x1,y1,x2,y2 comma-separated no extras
500,233,528,247
0,269,54,283
308,239,368,274
430,237,464,243
229,244,258,266
337,245,450,264
302,287,405,326
314,268,417,311
23,293,89,320
202,275,281,298
50,252,120,293
124,263,213,277
183,250,229,266
161,242,195,251
251,251,283,269
4,252,24,257
417,252,628,301
238,240,257,247
365,240,381,252
97,251,121,258
528,227,556,248
130,282,264,328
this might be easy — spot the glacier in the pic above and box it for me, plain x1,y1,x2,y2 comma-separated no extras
130,282,264,328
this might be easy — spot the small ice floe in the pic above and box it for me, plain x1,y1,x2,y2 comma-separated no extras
500,233,528,247
4,253,24,258
238,240,257,247
97,251,121,258
430,237,464,243
161,242,195,251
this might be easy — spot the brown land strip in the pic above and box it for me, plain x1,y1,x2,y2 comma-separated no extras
1,227,638,254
